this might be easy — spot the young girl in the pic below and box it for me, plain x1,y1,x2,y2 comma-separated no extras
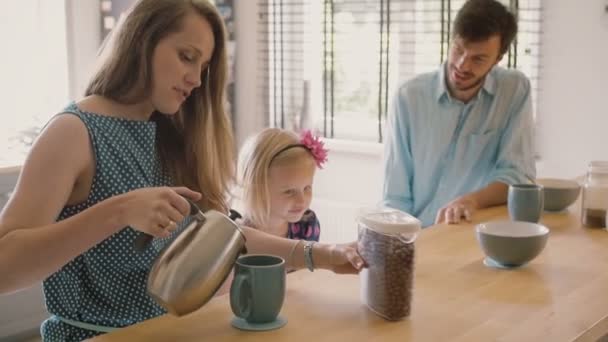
0,1,363,340
237,128,328,242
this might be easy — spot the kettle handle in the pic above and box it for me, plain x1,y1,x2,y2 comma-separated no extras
133,233,154,253
229,209,242,221
133,198,203,253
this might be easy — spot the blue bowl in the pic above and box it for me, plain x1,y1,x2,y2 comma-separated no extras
537,178,580,212
476,221,549,267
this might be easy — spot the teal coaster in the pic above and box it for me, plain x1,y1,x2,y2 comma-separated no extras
483,257,523,269
230,316,287,331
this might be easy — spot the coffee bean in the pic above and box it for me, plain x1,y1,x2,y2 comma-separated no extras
358,227,414,321
582,208,606,228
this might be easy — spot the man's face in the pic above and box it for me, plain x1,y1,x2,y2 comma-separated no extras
446,34,502,92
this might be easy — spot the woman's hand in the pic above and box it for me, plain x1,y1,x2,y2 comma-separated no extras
321,241,366,274
118,186,201,237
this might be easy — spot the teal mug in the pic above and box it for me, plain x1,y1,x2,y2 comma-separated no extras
230,254,285,325
508,184,544,223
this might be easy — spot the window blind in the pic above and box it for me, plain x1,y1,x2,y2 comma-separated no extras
257,0,542,142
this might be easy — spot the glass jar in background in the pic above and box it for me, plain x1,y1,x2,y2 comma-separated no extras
581,161,608,228
357,207,420,321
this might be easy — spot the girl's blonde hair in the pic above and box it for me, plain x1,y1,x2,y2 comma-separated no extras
237,128,314,229
86,0,234,212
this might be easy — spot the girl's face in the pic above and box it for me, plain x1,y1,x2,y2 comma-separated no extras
267,155,316,224
150,12,215,114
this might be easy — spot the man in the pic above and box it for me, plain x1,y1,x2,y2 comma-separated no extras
382,0,535,227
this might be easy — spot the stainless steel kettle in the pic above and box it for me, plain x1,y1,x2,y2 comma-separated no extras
134,200,247,316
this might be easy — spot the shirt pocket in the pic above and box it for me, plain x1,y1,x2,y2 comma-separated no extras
468,129,498,145
461,130,500,164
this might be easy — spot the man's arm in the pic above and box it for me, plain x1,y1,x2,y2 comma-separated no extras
435,181,508,225
488,74,536,186
464,181,509,209
382,86,414,213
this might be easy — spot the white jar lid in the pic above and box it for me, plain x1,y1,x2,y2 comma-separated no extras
357,207,421,235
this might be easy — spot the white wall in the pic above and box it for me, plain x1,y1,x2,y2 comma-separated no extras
536,0,608,178
310,141,384,242
65,0,101,99
234,0,266,148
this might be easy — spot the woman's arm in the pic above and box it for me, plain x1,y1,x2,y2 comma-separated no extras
0,115,199,294
0,115,128,293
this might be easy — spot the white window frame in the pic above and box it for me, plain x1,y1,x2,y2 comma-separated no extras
0,0,100,193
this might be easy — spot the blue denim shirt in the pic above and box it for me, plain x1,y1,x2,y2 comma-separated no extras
382,65,536,227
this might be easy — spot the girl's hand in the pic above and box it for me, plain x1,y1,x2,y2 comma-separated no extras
118,187,201,237
324,241,366,274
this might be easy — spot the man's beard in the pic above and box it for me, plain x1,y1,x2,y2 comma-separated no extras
447,64,490,92
453,75,485,92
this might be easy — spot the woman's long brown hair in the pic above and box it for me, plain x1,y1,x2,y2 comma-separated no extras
86,0,234,212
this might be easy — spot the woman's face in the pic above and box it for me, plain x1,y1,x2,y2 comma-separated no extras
150,12,215,114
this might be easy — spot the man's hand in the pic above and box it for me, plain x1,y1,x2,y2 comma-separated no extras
435,196,479,225
435,182,508,225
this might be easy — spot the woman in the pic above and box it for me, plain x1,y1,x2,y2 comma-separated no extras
0,1,364,340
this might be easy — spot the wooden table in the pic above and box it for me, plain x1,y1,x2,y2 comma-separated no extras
94,206,608,342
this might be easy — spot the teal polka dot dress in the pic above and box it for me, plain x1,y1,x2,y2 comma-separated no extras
40,103,184,341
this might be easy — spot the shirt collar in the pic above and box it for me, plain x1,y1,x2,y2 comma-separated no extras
436,63,497,103
482,68,496,95
435,64,449,102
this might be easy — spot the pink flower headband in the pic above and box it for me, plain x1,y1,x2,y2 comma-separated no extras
270,130,329,169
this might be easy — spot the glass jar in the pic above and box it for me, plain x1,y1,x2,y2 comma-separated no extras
357,207,420,321
581,161,608,228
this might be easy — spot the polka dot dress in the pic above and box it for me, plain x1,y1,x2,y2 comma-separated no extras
40,103,184,341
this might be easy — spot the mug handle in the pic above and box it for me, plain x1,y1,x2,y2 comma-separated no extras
539,189,545,214
536,187,545,220
230,273,252,319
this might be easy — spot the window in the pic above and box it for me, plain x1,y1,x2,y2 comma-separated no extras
257,0,541,143
0,0,69,168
